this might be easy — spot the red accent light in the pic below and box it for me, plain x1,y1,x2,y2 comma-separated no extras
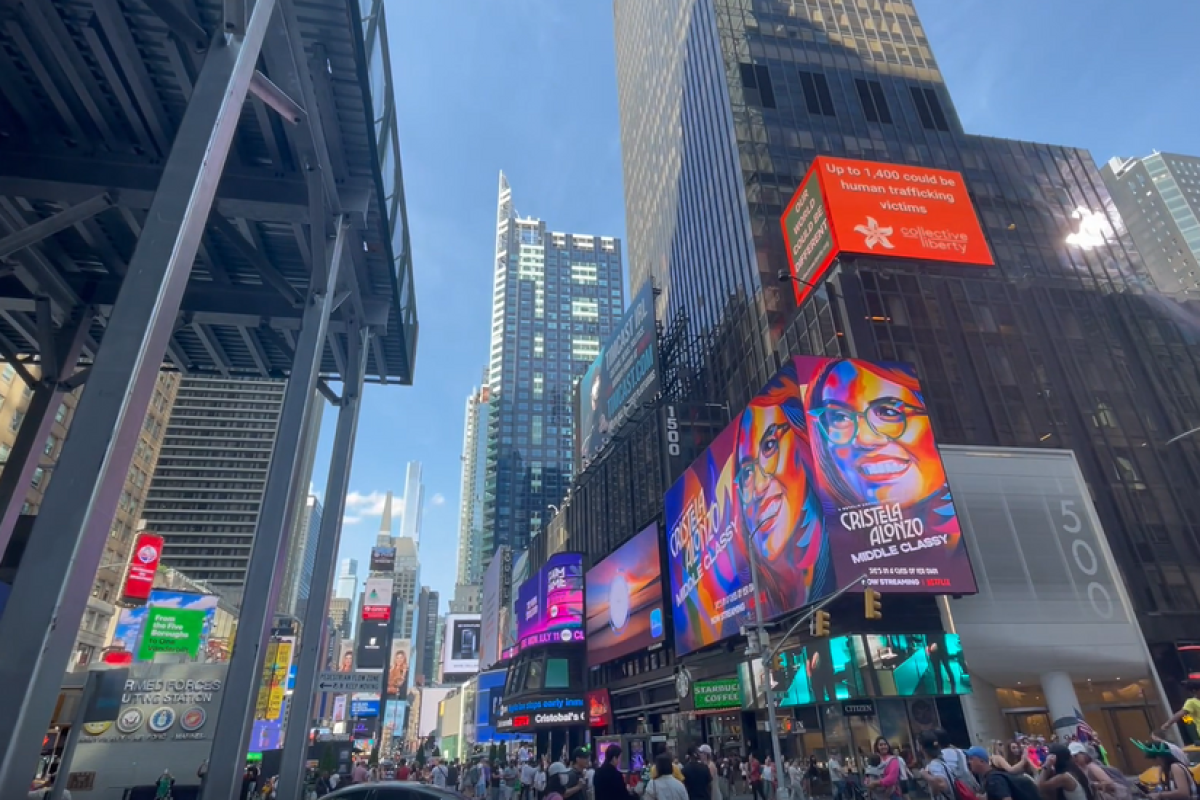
362,606,391,621
120,533,163,604
512,715,530,727
101,649,133,665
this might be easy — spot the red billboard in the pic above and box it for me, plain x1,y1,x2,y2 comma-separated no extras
782,156,994,305
120,532,163,604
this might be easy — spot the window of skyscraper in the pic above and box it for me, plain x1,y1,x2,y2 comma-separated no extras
855,79,893,124
799,71,836,116
738,63,777,109
910,86,950,131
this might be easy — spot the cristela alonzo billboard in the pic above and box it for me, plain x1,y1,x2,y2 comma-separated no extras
575,284,660,469
664,355,977,656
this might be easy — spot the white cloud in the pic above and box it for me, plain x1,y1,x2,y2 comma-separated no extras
343,490,392,525
430,493,446,507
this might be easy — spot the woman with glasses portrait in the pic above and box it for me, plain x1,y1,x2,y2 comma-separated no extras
731,360,835,619
800,357,962,582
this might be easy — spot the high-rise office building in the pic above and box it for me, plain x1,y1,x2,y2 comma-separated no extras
613,0,1200,698
280,495,323,619
456,379,490,585
449,583,481,614
1102,153,1200,295
413,586,439,686
141,378,313,606
375,490,396,548
328,596,352,643
399,461,424,544
393,536,420,642
482,172,625,564
335,558,359,601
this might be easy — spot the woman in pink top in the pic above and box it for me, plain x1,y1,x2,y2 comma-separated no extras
867,738,905,800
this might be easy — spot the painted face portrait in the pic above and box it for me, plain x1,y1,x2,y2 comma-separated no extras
808,359,945,508
733,362,829,614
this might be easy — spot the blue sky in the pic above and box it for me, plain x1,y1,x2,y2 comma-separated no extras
313,0,1197,607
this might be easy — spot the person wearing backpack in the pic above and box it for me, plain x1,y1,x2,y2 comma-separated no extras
1036,744,1091,800
1132,739,1198,800
916,729,975,800
965,747,1040,800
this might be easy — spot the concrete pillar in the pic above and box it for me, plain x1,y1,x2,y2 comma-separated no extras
1042,670,1083,739
960,675,1008,745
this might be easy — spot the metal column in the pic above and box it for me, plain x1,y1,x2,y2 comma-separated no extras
276,325,371,800
201,216,348,800
0,1,276,792
0,306,94,554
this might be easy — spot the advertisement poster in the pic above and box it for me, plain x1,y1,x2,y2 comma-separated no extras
370,546,396,573
254,637,294,721
250,699,286,753
576,285,660,468
361,577,393,621
335,639,355,672
443,614,482,675
586,689,613,727
120,532,163,604
516,552,584,651
355,620,389,670
136,607,206,660
385,640,411,697
585,523,665,666
781,157,994,306
351,697,381,718
112,591,223,663
665,355,975,655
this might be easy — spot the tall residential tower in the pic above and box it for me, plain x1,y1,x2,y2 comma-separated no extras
455,379,490,588
482,173,624,566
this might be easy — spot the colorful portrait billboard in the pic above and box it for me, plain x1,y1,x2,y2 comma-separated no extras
575,285,660,469
781,157,994,306
385,640,410,697
585,523,665,666
516,552,584,651
664,355,976,655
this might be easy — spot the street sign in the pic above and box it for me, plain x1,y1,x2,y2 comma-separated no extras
316,671,383,694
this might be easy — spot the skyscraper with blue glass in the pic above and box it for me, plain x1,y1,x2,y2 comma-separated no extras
482,172,624,569
614,0,1200,703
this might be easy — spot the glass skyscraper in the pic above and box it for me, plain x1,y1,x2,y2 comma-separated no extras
614,0,1200,686
482,172,624,567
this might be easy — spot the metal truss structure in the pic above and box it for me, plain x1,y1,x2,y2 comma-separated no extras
0,0,417,795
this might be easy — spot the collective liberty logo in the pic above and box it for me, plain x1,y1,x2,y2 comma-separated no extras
854,217,895,250
148,707,176,733
116,708,144,734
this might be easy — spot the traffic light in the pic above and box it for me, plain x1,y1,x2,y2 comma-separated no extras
865,588,883,620
810,609,830,637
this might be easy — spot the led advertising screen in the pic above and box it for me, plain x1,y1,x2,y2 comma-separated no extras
443,614,482,675
775,633,971,705
575,285,660,469
665,355,976,655
370,546,396,573
355,620,389,670
361,577,393,621
781,157,994,306
585,523,665,666
516,552,584,651
385,640,410,698
111,590,223,663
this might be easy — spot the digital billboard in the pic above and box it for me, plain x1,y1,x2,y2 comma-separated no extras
385,640,410,697
774,633,971,705
120,532,163,604
665,355,976,655
503,551,530,658
361,577,393,621
586,689,613,727
111,590,223,663
781,157,994,306
370,546,396,573
480,546,510,669
576,285,660,469
443,614,482,675
585,523,665,666
516,552,584,651
355,620,389,670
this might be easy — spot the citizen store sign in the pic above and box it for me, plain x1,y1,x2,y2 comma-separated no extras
496,695,586,729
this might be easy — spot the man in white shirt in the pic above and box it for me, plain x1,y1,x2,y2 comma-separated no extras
521,760,538,800
827,754,846,800
432,759,450,788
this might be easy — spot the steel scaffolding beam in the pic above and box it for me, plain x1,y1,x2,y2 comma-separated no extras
276,324,370,800
200,215,348,800
0,0,277,791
